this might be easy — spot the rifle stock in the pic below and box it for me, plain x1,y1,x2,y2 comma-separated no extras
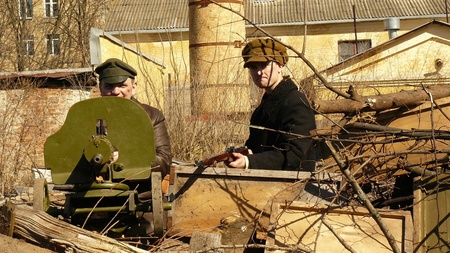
196,146,249,168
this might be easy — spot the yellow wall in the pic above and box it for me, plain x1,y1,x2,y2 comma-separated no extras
269,19,446,79
315,23,450,101
112,18,447,90
97,36,167,110
103,18,449,117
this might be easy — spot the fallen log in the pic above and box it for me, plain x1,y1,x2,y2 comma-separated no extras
3,202,147,253
313,85,450,114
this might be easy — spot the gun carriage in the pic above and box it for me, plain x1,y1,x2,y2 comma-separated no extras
34,97,170,237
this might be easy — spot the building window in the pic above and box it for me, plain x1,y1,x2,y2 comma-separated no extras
338,40,372,62
46,34,60,55
45,0,58,17
19,0,33,19
23,35,34,56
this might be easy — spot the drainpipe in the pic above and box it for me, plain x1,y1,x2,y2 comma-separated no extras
384,17,400,40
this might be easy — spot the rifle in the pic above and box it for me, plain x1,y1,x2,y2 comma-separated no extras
195,146,249,169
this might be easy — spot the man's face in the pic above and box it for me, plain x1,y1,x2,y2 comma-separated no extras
100,77,137,99
247,61,282,90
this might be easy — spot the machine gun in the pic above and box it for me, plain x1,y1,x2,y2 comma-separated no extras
195,146,249,169
34,97,170,238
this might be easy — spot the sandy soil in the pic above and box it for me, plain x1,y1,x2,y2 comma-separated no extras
0,234,55,253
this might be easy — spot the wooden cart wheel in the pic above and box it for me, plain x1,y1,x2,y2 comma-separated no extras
33,178,50,212
151,172,164,237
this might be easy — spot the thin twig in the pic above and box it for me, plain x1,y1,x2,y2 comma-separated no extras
322,219,358,253
324,140,401,253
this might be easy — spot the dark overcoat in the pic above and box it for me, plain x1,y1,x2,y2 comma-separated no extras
245,77,316,170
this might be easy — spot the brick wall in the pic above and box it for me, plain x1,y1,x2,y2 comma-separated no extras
0,88,93,191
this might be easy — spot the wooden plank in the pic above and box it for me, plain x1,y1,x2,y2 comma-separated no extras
413,185,424,253
266,202,413,253
172,166,317,179
167,166,341,237
413,173,450,253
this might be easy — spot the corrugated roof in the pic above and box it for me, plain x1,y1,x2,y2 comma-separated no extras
106,0,189,32
105,0,448,32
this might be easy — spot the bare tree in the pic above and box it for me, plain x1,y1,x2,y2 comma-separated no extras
0,0,107,71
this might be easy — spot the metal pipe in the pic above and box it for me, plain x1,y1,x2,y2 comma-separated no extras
353,5,358,54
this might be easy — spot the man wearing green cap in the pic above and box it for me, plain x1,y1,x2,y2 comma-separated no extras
227,38,318,171
94,58,173,179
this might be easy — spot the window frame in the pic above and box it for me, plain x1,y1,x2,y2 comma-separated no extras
338,39,372,62
19,0,33,19
44,0,58,18
46,34,60,55
23,35,35,56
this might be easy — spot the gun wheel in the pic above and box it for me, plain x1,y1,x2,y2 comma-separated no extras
33,178,50,212
151,172,164,237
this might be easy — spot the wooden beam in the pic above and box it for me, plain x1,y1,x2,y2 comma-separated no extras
313,85,450,114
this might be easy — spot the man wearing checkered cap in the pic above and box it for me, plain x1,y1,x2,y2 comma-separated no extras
227,38,318,171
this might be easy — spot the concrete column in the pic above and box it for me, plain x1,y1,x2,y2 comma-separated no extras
189,0,249,116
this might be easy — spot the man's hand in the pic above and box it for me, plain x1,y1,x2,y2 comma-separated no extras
227,149,253,169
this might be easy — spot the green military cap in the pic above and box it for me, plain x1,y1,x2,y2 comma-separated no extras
242,38,288,68
94,58,137,84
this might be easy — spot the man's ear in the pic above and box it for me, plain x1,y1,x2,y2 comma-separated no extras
98,81,104,94
132,80,138,95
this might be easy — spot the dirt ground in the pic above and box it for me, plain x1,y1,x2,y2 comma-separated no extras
0,189,56,253
0,234,54,253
